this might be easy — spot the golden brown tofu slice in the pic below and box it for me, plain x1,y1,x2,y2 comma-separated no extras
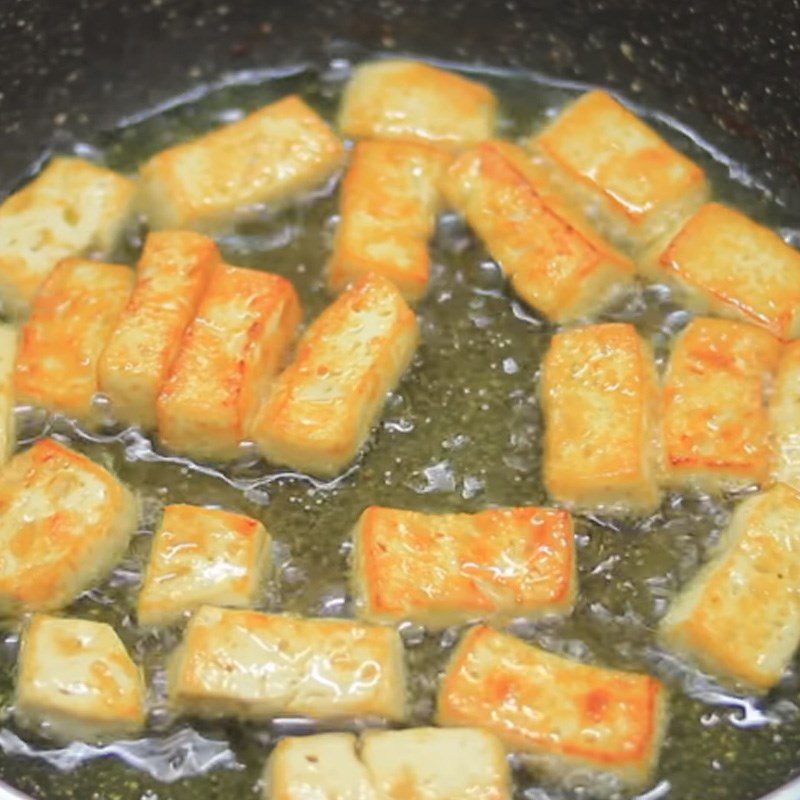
0,324,18,465
770,341,800,492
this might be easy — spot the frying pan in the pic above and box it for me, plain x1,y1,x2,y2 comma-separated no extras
0,0,800,799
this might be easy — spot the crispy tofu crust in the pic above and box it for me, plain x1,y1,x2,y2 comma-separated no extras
99,231,219,429
770,341,800,491
352,506,575,628
0,325,18,465
441,141,635,322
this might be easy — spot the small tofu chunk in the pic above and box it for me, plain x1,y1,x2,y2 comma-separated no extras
167,606,406,721
532,90,709,252
137,504,271,627
328,140,452,302
139,96,345,231
660,484,800,691
0,324,18,464
540,323,661,513
437,626,667,788
353,506,575,628
98,231,219,429
15,258,134,427
252,274,419,477
0,157,135,316
15,614,146,742
156,264,301,461
339,60,497,151
662,317,780,491
0,439,137,615
770,342,800,492
643,203,800,341
442,142,634,322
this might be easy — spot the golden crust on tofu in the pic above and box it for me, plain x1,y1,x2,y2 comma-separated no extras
0,325,18,465
15,614,146,742
662,317,780,491
98,231,219,429
770,342,800,491
167,606,407,722
137,504,271,627
0,157,135,317
252,274,419,477
156,264,301,461
353,506,575,628
437,626,667,788
540,323,661,513
328,140,452,302
660,484,800,691
441,141,635,322
139,95,345,231
15,258,134,427
339,59,497,151
0,439,137,615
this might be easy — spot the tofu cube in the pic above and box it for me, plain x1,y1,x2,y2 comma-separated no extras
0,325,18,465
252,274,419,477
441,142,634,322
0,157,135,317
139,95,345,231
662,317,780,491
353,506,575,628
328,140,452,302
98,231,219,429
339,59,497,151
15,258,134,427
660,484,800,691
540,323,661,513
770,342,800,492
0,438,138,615
167,606,406,721
137,504,271,627
531,90,709,252
156,264,301,461
437,626,667,788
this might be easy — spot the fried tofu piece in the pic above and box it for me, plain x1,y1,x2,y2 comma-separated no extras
98,231,219,429
15,259,134,427
532,90,708,252
0,439,137,615
0,157,135,317
540,323,661,513
660,484,800,691
15,614,146,742
437,626,667,788
643,203,800,341
662,317,780,491
0,325,18,465
252,274,418,477
156,264,301,461
339,60,497,151
139,96,345,231
441,141,634,322
353,506,575,628
137,504,271,627
328,141,451,302
770,342,800,492
167,606,406,722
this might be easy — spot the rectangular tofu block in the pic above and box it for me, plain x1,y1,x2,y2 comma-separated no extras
353,506,575,628
139,95,345,231
339,59,497,151
441,141,635,322
540,323,661,513
137,504,271,627
0,157,136,316
98,231,219,429
15,259,134,427
328,140,452,302
167,606,406,721
531,90,709,251
0,439,137,615
0,325,18,465
156,264,301,461
662,317,780,491
660,484,800,691
437,626,667,788
252,274,419,477
770,342,800,492
643,203,800,341
15,614,146,742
